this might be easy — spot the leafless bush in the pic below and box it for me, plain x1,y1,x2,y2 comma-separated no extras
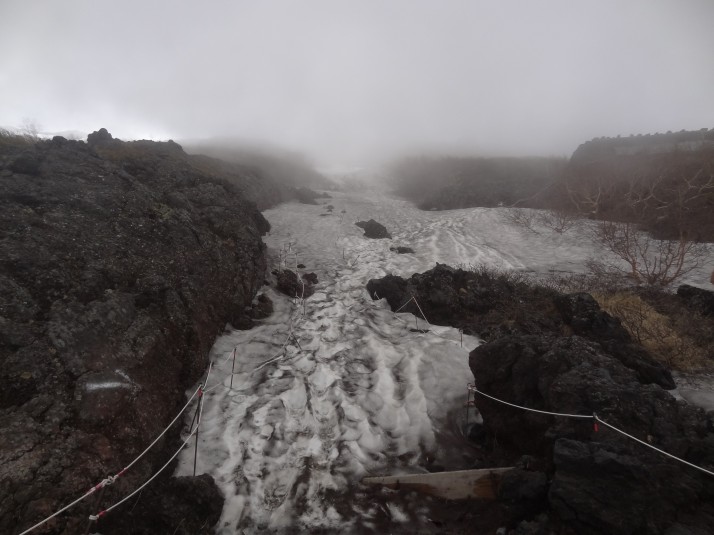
504,208,581,235
589,221,708,286
538,209,580,234
502,209,540,233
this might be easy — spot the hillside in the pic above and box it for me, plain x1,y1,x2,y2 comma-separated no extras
389,156,567,210
183,139,335,205
561,129,714,241
390,129,714,242
0,130,271,533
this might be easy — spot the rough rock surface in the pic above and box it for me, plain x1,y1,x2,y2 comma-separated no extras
677,284,714,317
390,246,415,254
302,272,318,285
355,219,391,239
367,265,673,389
366,264,712,533
276,269,315,298
102,474,224,534
0,131,269,533
470,333,714,534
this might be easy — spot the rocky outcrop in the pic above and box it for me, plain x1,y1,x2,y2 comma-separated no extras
102,474,224,534
677,284,714,317
366,264,711,533
276,269,315,298
0,131,269,533
470,334,714,534
367,265,670,389
355,219,391,239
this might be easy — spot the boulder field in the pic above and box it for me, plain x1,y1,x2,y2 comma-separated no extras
368,264,714,534
0,131,269,534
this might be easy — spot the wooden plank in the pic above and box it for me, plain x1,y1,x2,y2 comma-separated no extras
362,467,512,500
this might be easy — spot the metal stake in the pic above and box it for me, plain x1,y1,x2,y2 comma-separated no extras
193,390,203,476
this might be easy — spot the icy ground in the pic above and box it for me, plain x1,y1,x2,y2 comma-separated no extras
175,191,713,533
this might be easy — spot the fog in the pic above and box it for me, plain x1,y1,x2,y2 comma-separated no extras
1,0,713,165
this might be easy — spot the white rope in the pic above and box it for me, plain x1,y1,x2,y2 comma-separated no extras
90,428,199,520
468,384,594,419
393,296,414,314
15,384,202,535
118,385,201,477
594,415,714,478
16,486,99,535
469,384,714,477
411,295,431,326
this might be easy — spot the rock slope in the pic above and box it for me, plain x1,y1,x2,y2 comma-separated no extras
0,131,269,533
367,264,714,534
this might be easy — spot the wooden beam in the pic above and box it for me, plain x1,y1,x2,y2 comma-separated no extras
362,467,513,500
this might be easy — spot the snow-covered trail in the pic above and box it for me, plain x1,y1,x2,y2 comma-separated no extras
175,191,713,533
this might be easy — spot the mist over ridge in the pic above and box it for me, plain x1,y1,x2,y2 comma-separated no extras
2,0,714,166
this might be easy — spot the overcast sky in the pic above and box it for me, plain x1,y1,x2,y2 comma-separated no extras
1,0,713,164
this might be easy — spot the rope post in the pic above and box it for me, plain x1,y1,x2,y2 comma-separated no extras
460,329,463,348
83,484,107,535
465,384,471,427
230,348,236,390
193,388,203,477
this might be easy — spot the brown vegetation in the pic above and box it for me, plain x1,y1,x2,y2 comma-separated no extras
592,291,713,371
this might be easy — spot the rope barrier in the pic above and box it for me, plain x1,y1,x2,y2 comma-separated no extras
593,415,714,478
468,384,714,478
16,487,101,535
393,296,414,313
19,238,309,533
468,384,593,419
89,427,199,521
411,295,431,327
15,383,203,535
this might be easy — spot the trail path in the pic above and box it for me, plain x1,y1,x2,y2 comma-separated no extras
175,190,713,533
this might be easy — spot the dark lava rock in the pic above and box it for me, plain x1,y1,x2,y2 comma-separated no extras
277,269,315,298
10,149,42,175
355,219,391,239
302,272,318,284
86,126,114,146
367,265,673,387
251,293,274,319
368,263,707,534
1,131,269,533
390,246,415,254
677,284,714,317
470,334,714,535
101,474,223,534
555,292,674,389
498,468,548,521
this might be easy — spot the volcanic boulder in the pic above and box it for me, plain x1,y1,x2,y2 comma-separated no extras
355,219,391,239
469,334,714,534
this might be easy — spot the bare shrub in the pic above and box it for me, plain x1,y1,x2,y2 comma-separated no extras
537,209,580,234
0,127,36,147
589,221,708,287
504,207,581,235
502,209,540,234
